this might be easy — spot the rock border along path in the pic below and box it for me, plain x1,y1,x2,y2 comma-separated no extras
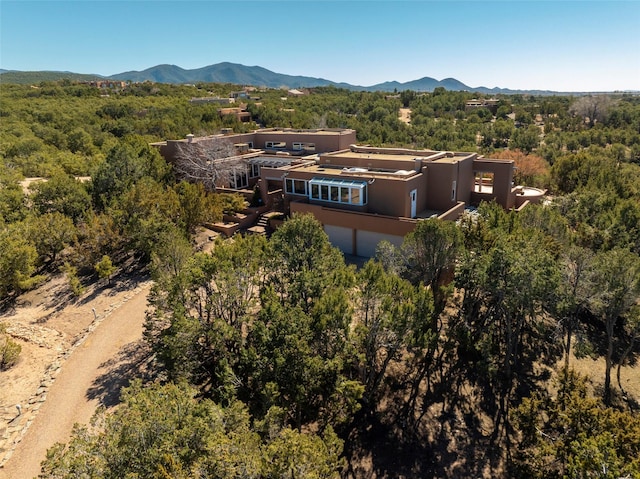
0,280,152,478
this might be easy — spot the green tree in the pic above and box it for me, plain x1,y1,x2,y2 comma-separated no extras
91,139,169,210
513,370,640,478
94,255,115,285
61,261,84,297
0,166,26,224
30,173,91,223
72,212,124,271
147,234,267,399
401,218,463,316
40,381,344,479
354,261,419,405
174,180,217,233
510,125,540,153
589,248,640,405
114,177,181,260
0,226,43,298
555,246,596,372
456,204,560,443
245,287,361,430
266,214,349,314
24,212,77,265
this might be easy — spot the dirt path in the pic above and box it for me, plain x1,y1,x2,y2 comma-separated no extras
399,107,411,124
0,281,152,479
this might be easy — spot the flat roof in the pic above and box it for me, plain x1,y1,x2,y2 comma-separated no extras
254,128,355,136
290,163,420,180
325,149,476,163
326,151,418,162
248,156,294,167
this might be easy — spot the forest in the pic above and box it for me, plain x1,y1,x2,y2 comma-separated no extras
1,79,640,478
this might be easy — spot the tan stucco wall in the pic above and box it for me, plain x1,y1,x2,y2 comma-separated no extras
291,201,417,236
472,159,516,208
254,129,356,153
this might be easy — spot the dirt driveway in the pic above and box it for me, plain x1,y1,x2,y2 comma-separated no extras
0,276,152,479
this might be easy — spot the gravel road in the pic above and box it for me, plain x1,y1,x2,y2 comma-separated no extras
0,283,152,479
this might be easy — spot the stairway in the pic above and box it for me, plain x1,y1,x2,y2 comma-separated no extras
246,212,273,237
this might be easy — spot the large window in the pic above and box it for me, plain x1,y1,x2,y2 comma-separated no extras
231,168,248,189
265,141,286,150
249,163,260,178
292,142,316,152
285,178,308,196
308,178,367,206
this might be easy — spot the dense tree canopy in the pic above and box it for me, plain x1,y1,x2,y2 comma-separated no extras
1,79,640,478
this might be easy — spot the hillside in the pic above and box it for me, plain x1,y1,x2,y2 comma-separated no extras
0,70,103,84
0,62,563,94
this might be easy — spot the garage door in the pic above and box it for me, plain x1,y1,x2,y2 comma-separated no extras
356,230,404,258
324,225,353,255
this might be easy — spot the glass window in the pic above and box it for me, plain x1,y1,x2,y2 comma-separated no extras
294,180,306,195
285,178,307,195
321,185,329,201
350,188,360,204
232,170,248,189
308,178,367,206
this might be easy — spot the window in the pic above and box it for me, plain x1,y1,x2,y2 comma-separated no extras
308,178,367,206
250,163,260,178
351,188,360,204
231,169,248,189
265,141,286,149
451,180,457,201
285,178,307,195
292,142,316,152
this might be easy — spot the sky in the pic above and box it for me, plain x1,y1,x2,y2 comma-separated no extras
1,0,638,92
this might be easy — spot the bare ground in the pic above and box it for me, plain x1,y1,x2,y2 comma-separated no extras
399,108,411,125
0,271,153,479
0,238,637,479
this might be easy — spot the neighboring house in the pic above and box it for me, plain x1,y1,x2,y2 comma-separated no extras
154,128,545,257
218,107,252,122
465,98,500,114
189,97,234,105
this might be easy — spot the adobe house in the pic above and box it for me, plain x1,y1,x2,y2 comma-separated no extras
153,128,545,256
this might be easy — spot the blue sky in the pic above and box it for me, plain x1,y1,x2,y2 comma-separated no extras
1,1,638,91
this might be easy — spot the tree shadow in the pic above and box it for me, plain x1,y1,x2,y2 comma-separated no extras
77,269,148,307
86,339,156,408
344,408,437,479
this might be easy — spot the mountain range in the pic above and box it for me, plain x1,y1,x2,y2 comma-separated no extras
0,62,567,95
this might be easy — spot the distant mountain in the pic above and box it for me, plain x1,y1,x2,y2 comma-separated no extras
0,62,583,94
108,62,356,89
0,70,103,84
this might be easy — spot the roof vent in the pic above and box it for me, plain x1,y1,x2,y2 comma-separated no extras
186,134,194,143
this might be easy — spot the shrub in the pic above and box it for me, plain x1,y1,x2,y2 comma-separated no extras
0,323,22,370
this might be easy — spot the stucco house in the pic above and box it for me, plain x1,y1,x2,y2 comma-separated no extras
153,128,545,256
